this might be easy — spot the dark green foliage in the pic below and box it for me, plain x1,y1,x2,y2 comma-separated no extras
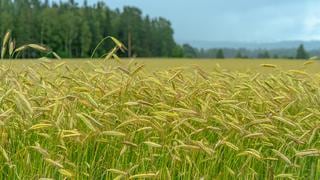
296,44,309,59
191,47,320,59
172,45,184,57
257,51,270,58
182,44,198,58
0,0,178,58
216,49,224,59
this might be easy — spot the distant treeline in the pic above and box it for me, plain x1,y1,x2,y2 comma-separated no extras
0,0,182,58
0,0,319,59
182,44,319,59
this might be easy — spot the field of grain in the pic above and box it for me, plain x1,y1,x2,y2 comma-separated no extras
0,59,319,179
2,58,320,73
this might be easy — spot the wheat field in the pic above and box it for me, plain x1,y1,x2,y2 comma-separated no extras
0,59,319,179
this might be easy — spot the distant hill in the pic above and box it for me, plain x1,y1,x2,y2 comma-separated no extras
179,40,320,50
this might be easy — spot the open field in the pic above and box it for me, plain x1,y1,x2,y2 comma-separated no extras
0,59,319,179
1,58,320,73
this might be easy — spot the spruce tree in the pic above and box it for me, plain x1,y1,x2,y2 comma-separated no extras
296,44,309,59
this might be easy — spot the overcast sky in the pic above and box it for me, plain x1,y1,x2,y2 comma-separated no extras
60,0,320,42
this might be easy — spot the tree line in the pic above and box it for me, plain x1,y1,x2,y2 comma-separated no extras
182,44,315,59
0,0,184,58
0,0,317,59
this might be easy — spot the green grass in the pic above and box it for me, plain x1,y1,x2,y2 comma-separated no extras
0,58,319,179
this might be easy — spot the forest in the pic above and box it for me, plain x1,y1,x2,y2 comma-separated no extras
0,1,320,179
0,0,183,58
0,0,317,59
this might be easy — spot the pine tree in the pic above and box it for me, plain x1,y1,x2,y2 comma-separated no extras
296,44,309,59
0,0,180,58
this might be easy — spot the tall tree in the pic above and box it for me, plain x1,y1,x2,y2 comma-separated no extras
0,1,180,58
296,44,309,59
80,20,92,57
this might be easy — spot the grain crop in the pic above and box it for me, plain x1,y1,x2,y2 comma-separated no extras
0,59,319,179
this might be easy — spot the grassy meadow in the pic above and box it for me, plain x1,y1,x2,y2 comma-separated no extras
0,58,319,179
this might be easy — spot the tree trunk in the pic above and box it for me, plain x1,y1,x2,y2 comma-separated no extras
128,31,132,57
